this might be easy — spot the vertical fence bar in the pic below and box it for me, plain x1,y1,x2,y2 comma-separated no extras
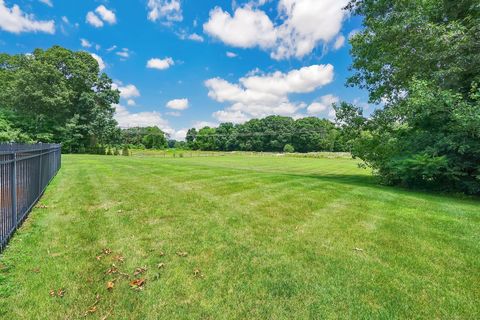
11,152,17,229
38,150,42,194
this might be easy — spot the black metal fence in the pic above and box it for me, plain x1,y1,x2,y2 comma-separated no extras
0,144,61,252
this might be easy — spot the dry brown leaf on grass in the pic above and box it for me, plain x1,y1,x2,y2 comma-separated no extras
57,288,65,297
49,288,65,298
36,204,49,209
176,251,188,257
129,278,146,290
157,263,165,269
133,266,147,276
107,281,115,291
113,255,124,263
159,251,165,257
106,264,118,275
354,247,364,252
96,248,115,261
85,294,101,314
193,269,204,278
85,305,97,315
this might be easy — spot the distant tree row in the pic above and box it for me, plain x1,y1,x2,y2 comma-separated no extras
184,116,346,153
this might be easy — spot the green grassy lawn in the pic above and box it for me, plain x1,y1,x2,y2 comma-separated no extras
0,154,479,319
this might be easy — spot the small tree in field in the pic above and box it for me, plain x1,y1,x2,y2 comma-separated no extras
283,144,295,153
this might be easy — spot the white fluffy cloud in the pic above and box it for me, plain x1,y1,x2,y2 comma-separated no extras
333,34,345,50
166,98,189,110
213,110,250,123
115,84,140,99
86,5,116,28
307,94,339,116
115,104,168,128
81,38,92,48
193,121,218,129
39,0,53,7
226,51,237,58
0,0,55,34
147,0,182,24
203,0,349,60
146,57,174,70
95,5,116,24
86,11,103,27
90,53,105,71
206,64,334,123
188,33,204,42
116,48,130,59
114,104,186,139
204,6,276,49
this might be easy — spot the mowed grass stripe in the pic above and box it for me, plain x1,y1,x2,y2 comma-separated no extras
0,154,479,319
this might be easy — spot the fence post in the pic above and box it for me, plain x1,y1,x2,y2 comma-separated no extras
38,150,42,193
11,152,17,226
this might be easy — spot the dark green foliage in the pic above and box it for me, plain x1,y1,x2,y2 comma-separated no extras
347,0,480,104
121,126,168,149
0,46,121,152
0,111,32,143
173,140,188,149
122,145,130,156
293,117,340,152
343,0,480,194
186,115,345,152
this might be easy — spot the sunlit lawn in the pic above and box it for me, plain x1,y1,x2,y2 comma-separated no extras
0,154,479,319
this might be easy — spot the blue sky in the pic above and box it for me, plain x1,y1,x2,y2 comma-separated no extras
0,0,370,139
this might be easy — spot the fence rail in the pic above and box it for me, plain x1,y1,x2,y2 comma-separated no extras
0,144,61,252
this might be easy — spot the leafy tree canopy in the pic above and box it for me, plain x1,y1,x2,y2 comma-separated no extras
0,46,120,152
342,0,480,194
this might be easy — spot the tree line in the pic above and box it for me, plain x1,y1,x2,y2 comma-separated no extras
185,116,346,153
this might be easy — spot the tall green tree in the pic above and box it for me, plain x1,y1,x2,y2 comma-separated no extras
343,0,480,194
0,46,120,152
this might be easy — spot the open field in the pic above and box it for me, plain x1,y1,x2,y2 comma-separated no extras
0,154,479,319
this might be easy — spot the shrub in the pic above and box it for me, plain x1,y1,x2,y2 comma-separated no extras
283,144,295,153
122,146,130,156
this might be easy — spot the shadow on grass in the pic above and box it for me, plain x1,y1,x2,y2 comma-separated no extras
282,171,480,204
